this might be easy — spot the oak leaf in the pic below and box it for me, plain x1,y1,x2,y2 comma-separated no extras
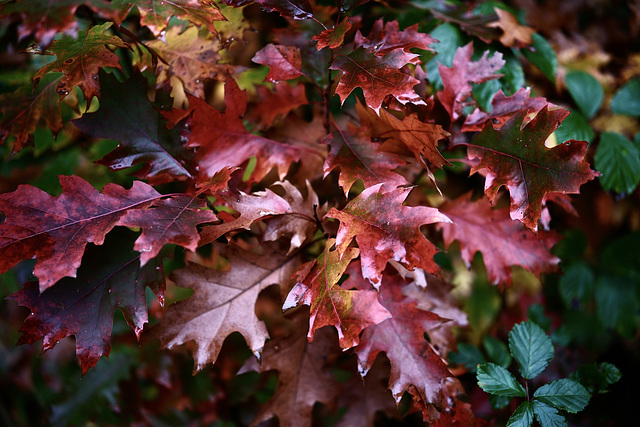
73,71,195,185
322,125,409,195
252,44,304,82
162,77,309,184
354,18,436,55
439,192,560,286
326,184,450,287
0,175,163,291
254,0,314,20
283,239,391,349
330,47,421,113
0,74,64,154
9,230,166,374
153,245,300,372
246,82,308,130
32,22,129,102
437,43,505,121
487,7,535,48
463,106,599,230
313,19,352,50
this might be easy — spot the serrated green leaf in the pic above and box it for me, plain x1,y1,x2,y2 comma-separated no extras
611,79,640,117
477,363,526,397
555,110,595,144
449,342,486,372
522,33,556,83
565,71,603,119
533,400,568,427
490,393,511,409
595,275,640,338
509,321,554,379
571,362,622,394
483,335,512,368
425,23,464,90
600,231,640,280
528,304,551,331
507,401,534,427
534,379,591,413
594,131,640,195
559,262,595,307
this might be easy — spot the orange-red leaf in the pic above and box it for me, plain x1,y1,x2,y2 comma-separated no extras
313,19,352,50
253,44,304,82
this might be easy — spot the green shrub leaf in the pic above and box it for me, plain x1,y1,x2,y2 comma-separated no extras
594,131,640,195
509,321,554,379
571,362,622,394
565,71,603,119
559,262,595,307
555,110,595,144
483,335,512,368
611,79,640,117
533,400,568,427
507,401,534,427
477,363,526,397
534,378,591,413
522,33,557,83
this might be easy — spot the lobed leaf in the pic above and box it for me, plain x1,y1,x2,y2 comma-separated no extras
354,18,436,55
253,44,304,82
509,321,554,379
476,363,526,397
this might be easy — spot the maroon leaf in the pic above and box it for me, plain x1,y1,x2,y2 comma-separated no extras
437,43,505,121
322,125,410,195
438,192,561,286
117,195,218,265
325,185,450,287
253,44,304,82
0,175,162,291
354,18,436,55
463,106,599,230
254,0,314,20
283,239,391,349
313,19,352,50
331,47,421,113
9,230,166,374
246,82,308,130
73,71,195,185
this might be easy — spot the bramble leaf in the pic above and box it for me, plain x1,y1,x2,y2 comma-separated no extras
565,71,603,119
509,321,554,379
507,401,534,427
534,379,591,413
594,131,640,195
610,78,640,117
532,401,567,427
476,363,526,397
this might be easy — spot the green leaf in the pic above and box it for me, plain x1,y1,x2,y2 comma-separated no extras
449,343,486,372
472,79,501,112
425,23,464,90
595,275,640,338
522,33,557,83
559,262,595,307
611,79,640,117
509,321,554,379
528,304,551,331
570,362,622,394
534,378,591,413
565,71,603,119
600,231,640,280
594,131,640,195
533,400,568,427
507,401,534,427
490,393,512,409
477,363,526,397
555,110,595,144
500,54,525,96
483,335,512,368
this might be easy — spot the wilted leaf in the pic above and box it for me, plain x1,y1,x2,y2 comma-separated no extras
464,106,599,231
331,47,421,113
8,229,165,374
32,22,129,102
438,192,561,286
326,184,450,287
283,239,391,349
73,71,195,184
354,18,436,55
153,244,300,371
487,7,534,47
253,44,304,82
0,175,163,291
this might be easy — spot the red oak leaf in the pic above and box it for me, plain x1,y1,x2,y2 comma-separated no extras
162,77,309,184
9,230,166,374
462,88,548,132
487,7,535,48
73,71,195,185
32,22,129,102
109,0,225,36
313,19,352,50
117,195,217,265
330,47,421,113
254,0,314,20
346,267,457,419
253,44,304,82
0,175,163,291
325,185,450,287
463,106,599,230
246,82,308,130
438,192,561,286
263,180,325,254
356,102,450,169
283,239,391,349
239,312,340,427
198,188,292,245
437,43,505,121
354,18,436,55
153,245,300,371
339,0,369,13
322,125,409,195
0,74,63,154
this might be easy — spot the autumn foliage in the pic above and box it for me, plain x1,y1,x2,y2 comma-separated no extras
0,0,636,425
